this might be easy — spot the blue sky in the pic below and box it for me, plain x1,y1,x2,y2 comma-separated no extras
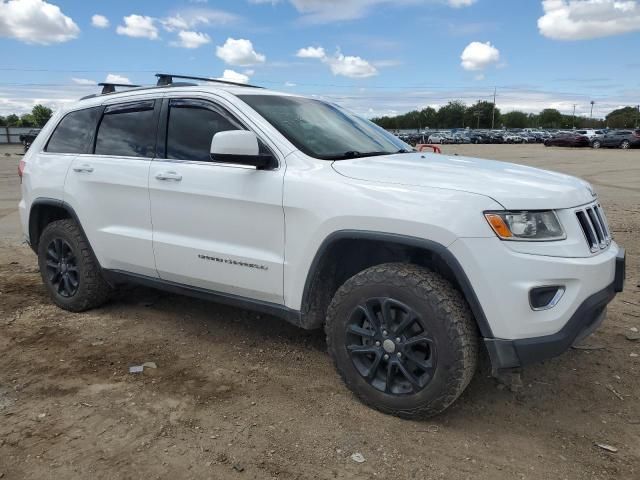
0,0,639,118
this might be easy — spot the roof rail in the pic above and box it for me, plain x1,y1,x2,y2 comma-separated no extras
98,82,142,94
155,73,263,89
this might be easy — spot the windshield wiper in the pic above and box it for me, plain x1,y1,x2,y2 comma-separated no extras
327,150,393,160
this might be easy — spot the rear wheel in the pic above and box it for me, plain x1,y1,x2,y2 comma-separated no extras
592,140,601,149
37,219,112,312
326,263,479,418
621,140,630,149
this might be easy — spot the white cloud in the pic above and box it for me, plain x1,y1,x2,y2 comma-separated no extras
71,78,97,85
325,52,378,78
216,38,266,66
170,30,211,48
285,81,297,87
91,14,109,28
296,46,326,58
161,9,238,31
447,0,476,7
0,0,79,45
104,74,131,84
283,0,476,23
116,14,158,40
538,0,640,40
460,41,500,71
218,69,250,84
295,45,378,78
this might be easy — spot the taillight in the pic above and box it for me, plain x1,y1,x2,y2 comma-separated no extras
18,159,25,182
634,130,640,138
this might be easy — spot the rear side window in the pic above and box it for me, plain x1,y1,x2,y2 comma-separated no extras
95,100,157,157
166,99,239,162
46,107,100,154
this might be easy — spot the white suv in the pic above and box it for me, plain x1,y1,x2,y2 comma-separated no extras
19,75,625,418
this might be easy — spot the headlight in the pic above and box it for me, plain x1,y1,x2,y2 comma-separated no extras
484,211,566,241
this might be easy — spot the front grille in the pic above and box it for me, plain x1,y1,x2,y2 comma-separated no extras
575,203,611,252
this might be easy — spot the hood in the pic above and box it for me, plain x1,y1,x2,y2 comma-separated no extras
331,152,596,210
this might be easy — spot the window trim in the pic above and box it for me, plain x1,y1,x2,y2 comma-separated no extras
159,96,278,168
92,99,161,158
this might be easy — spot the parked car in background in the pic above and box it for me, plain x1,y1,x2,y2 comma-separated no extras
427,133,449,144
591,130,640,149
575,129,604,139
19,128,42,151
504,133,525,144
544,133,590,147
488,132,505,144
469,132,490,144
452,132,471,144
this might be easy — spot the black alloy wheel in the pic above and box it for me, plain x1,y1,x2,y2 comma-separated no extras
346,297,436,395
37,219,112,311
45,238,79,297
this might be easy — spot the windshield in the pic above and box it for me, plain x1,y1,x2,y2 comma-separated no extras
238,94,411,160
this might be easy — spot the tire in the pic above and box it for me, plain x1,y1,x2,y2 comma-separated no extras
325,263,479,419
620,140,630,150
592,140,601,149
37,219,112,312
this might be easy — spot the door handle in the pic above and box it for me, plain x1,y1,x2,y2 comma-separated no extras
73,164,94,173
155,171,182,182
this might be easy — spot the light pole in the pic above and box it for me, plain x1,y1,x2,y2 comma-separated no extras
590,100,595,121
491,87,497,129
474,111,482,129
572,104,576,129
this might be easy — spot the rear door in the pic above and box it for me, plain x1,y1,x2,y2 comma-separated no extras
64,98,160,277
149,96,285,304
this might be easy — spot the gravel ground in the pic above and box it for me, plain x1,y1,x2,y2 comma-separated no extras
0,143,638,479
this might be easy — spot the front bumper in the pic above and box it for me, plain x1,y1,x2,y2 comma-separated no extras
485,248,625,369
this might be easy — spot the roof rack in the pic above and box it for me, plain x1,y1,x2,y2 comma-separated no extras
98,82,142,94
155,73,263,89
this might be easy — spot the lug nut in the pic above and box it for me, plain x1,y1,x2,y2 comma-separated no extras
382,330,388,336
383,354,389,360
375,341,381,347
395,337,401,343
397,352,402,358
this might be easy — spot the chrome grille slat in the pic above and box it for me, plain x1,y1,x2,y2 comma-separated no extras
575,202,611,253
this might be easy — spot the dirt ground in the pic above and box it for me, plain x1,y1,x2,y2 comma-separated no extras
0,143,638,479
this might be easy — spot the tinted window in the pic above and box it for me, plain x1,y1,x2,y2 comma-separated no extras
46,107,100,154
95,101,156,157
166,100,238,161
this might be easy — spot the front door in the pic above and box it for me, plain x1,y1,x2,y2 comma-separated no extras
149,98,285,304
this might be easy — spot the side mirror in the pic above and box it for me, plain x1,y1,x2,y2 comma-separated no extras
210,130,274,169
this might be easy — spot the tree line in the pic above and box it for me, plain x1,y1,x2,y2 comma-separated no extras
0,105,53,128
372,101,640,130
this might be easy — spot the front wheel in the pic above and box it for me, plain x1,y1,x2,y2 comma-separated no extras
592,140,601,149
325,263,479,419
620,140,630,149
